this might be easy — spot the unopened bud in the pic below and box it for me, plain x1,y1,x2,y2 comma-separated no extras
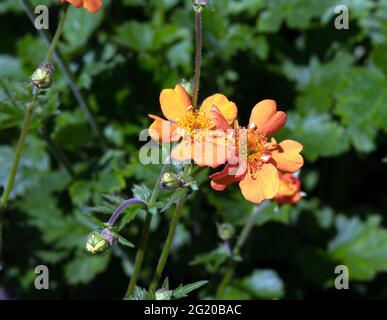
31,61,54,89
194,0,209,11
217,223,235,241
86,229,116,255
155,288,173,300
160,172,183,191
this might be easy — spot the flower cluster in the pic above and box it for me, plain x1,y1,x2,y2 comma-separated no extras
149,85,304,204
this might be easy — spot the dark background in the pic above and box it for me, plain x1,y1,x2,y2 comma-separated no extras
0,0,386,299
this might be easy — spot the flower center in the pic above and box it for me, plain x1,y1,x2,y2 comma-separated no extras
176,109,213,137
246,128,269,175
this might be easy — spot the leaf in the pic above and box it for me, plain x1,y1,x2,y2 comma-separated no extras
328,215,387,281
132,184,152,202
282,112,350,161
172,280,209,299
84,214,106,229
64,252,111,285
63,6,104,52
239,269,285,299
0,54,23,78
190,245,229,273
111,230,135,248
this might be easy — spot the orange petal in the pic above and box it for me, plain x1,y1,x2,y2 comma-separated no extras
239,163,279,204
209,164,243,191
84,0,102,13
160,85,192,122
192,136,229,168
171,138,193,161
210,106,231,131
211,180,227,191
148,114,180,143
272,140,304,173
200,94,238,125
62,0,83,7
249,100,286,136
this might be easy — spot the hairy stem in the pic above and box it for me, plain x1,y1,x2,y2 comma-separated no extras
192,9,202,109
108,198,146,227
45,4,68,62
149,190,187,292
216,201,269,299
125,164,169,298
0,93,38,267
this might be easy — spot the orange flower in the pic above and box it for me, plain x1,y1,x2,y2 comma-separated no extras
61,0,103,13
148,85,237,168
210,99,304,204
274,173,302,204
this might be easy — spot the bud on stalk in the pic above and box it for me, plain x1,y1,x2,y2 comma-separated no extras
31,61,54,89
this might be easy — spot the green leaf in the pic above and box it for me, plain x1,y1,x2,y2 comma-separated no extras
64,252,111,285
63,6,104,52
283,112,350,161
132,184,152,202
239,269,285,299
111,230,135,248
328,215,387,281
172,280,209,299
84,214,106,229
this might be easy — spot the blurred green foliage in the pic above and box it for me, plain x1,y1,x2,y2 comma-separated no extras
0,0,386,299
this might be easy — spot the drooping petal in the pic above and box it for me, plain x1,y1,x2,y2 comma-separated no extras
249,100,286,136
239,163,279,204
160,85,192,122
83,0,102,13
209,163,244,191
148,114,180,143
200,94,238,125
272,140,304,173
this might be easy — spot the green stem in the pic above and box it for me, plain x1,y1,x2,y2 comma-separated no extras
215,201,269,299
0,95,37,211
124,164,169,298
192,9,202,109
45,4,68,62
1,2,70,267
0,94,38,267
149,190,187,292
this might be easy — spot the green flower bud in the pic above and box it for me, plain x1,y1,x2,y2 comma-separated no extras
31,61,54,89
85,229,116,255
193,0,209,11
217,223,235,241
160,172,183,191
155,288,173,300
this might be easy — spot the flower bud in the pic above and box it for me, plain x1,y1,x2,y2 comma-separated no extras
217,223,235,241
155,288,173,300
160,172,183,191
193,0,209,11
31,61,54,89
85,229,116,255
